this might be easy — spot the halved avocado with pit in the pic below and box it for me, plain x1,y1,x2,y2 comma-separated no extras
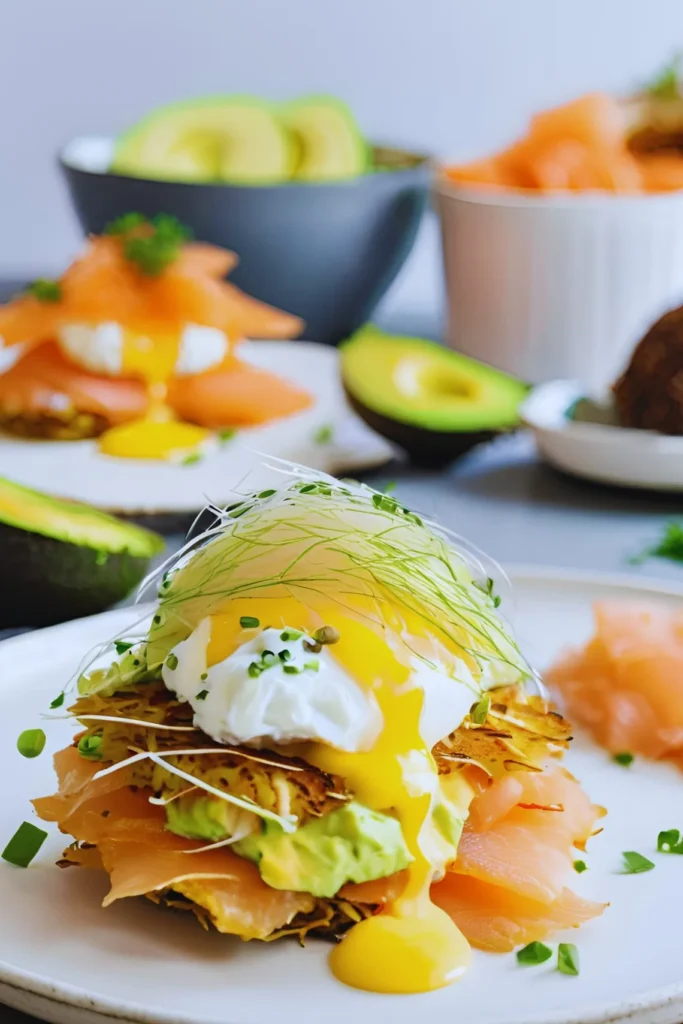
280,95,369,181
341,327,528,466
0,477,164,627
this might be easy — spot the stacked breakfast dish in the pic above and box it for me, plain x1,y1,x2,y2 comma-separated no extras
0,214,309,460
34,470,605,994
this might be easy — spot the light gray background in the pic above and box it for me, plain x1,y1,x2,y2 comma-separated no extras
2,0,683,330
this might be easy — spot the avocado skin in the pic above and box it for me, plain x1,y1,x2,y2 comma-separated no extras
345,387,497,467
0,522,154,627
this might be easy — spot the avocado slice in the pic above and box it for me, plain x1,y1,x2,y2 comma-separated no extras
281,95,369,181
112,95,295,184
0,477,164,627
341,326,528,466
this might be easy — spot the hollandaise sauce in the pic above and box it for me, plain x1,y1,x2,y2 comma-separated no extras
99,328,209,460
204,595,472,995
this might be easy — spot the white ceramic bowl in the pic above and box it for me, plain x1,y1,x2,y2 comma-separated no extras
435,179,683,391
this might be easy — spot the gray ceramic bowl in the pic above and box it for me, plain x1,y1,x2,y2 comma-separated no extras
60,137,431,345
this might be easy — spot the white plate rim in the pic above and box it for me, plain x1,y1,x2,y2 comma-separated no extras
2,565,683,1024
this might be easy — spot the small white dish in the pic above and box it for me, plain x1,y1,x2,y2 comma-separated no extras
0,568,683,1024
435,179,683,391
0,341,394,515
522,379,683,491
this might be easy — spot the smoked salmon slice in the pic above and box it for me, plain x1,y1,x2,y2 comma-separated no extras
0,233,303,346
548,601,683,765
167,359,312,428
0,341,149,432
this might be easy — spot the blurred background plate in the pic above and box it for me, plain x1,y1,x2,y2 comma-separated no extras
522,379,683,491
0,341,393,515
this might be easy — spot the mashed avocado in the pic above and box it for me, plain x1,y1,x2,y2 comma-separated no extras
166,791,467,899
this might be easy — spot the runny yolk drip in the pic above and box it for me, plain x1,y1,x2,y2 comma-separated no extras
98,328,209,460
205,595,472,995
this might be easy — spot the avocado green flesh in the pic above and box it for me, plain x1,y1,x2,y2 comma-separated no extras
281,96,369,181
166,796,466,899
0,477,163,627
341,327,528,433
112,96,295,184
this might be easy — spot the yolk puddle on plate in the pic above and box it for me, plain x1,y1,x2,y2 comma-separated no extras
98,328,210,460
205,595,472,995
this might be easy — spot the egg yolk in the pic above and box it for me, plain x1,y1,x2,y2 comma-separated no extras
98,328,210,460
206,595,472,995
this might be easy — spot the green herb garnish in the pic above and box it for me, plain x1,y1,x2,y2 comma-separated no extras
657,829,683,853
166,653,179,671
26,278,62,303
78,735,102,759
516,941,552,965
621,850,655,874
240,616,260,629
313,424,334,445
195,690,209,701
279,649,292,662
248,661,263,678
471,695,490,725
200,672,208,681
121,214,192,276
17,729,46,759
181,452,203,467
304,660,320,672
573,859,588,873
613,752,634,767
2,822,48,867
262,651,278,667
258,489,276,498
557,943,579,976
280,629,303,642
645,53,682,100
104,212,147,235
218,428,236,445
114,640,133,655
49,692,65,709
633,522,683,565
283,665,300,675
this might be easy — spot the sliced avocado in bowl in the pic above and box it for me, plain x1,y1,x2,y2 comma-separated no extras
280,94,370,181
0,477,164,627
112,95,295,184
341,327,528,466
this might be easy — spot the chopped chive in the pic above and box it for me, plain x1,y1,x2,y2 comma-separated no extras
493,595,502,608
383,481,396,494
114,640,133,655
516,941,552,965
573,859,588,873
78,735,102,759
217,428,236,444
312,625,340,645
471,694,490,725
279,649,292,662
165,653,179,671
17,729,46,759
26,278,62,303
657,829,683,853
195,690,209,701
240,616,260,629
248,662,263,678
557,943,579,976
313,424,334,444
258,489,276,498
304,661,320,672
613,752,634,767
621,850,655,874
49,692,65,709
200,672,208,681
299,483,316,493
280,629,303,642
2,821,48,867
261,651,277,667
283,665,300,675
181,452,203,466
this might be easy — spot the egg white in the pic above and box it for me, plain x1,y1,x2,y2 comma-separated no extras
57,322,229,377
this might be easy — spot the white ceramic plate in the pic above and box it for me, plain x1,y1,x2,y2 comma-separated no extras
1,567,683,1024
0,342,393,514
522,379,683,491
